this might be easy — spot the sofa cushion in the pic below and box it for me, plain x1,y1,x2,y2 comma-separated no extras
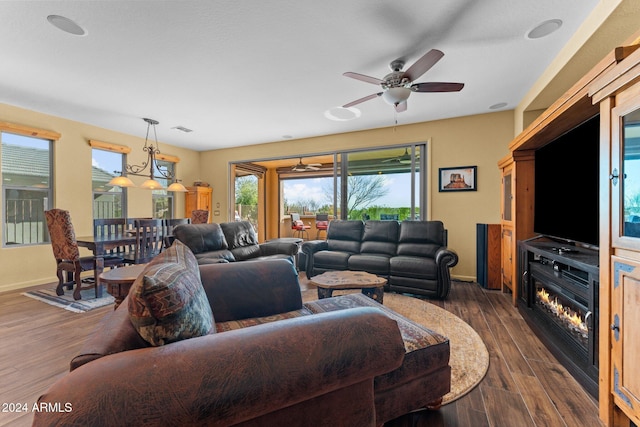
216,306,313,332
173,223,229,254
326,220,364,254
389,255,438,279
397,221,445,258
360,220,399,256
348,253,392,276
195,250,235,264
220,221,263,261
313,250,352,270
128,241,215,346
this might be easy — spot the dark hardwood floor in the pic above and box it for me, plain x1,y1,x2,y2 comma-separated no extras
0,278,602,427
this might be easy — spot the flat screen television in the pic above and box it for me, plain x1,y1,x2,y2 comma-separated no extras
533,114,600,247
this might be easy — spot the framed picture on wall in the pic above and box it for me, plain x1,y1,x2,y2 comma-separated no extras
439,166,477,192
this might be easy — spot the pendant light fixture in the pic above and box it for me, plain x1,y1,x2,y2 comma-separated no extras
108,118,187,192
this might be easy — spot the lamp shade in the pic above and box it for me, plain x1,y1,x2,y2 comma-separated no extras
382,87,411,105
167,181,188,192
108,175,135,187
140,178,164,190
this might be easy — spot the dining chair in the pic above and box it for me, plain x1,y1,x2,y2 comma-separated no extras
315,214,329,239
125,218,164,264
162,218,191,248
290,213,311,240
191,209,209,224
45,209,124,300
94,218,132,257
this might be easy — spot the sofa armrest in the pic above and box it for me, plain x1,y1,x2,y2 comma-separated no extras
258,240,299,256
301,239,328,255
301,240,329,278
70,297,149,371
199,259,303,322
34,308,405,427
435,247,459,299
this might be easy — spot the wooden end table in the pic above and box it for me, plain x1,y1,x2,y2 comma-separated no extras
99,264,147,309
309,270,387,304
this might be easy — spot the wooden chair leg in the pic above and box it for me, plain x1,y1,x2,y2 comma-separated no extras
55,266,65,296
72,264,83,301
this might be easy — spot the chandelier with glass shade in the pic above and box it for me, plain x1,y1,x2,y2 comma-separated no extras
108,118,187,192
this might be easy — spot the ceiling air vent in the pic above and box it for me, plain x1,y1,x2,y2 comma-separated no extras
172,126,193,133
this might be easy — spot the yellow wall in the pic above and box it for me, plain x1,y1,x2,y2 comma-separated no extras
0,103,200,293
200,110,514,281
0,105,521,287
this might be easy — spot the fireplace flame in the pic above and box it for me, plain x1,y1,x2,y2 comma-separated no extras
536,288,588,335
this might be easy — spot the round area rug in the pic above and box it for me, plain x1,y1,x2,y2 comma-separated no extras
301,290,489,405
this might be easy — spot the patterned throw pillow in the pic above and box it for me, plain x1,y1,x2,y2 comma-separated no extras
128,241,214,346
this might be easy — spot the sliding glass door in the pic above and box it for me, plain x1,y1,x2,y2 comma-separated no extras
339,145,423,221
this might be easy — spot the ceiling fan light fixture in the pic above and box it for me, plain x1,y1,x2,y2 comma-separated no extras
382,87,411,106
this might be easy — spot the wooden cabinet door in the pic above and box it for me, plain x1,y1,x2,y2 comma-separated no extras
197,191,211,210
610,255,640,425
502,227,513,292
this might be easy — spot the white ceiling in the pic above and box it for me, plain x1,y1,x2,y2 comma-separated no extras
0,1,601,152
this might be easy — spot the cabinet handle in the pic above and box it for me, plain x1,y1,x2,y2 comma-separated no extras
610,323,619,332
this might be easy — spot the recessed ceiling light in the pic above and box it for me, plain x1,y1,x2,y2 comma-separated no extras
489,102,508,110
172,126,193,133
324,106,361,122
47,15,86,36
526,19,562,40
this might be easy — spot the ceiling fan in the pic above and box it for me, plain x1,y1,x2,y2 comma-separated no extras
291,157,322,172
342,49,464,113
382,148,419,164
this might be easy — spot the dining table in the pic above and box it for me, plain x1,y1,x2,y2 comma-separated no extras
75,233,138,298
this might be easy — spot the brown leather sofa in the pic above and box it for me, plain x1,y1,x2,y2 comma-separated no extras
34,259,450,426
172,220,299,265
302,220,459,298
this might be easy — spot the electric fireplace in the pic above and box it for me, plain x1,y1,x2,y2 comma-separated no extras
518,238,599,397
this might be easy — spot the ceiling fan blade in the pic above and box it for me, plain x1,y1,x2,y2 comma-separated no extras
403,49,444,82
412,82,464,92
395,101,407,113
343,72,385,85
342,92,383,108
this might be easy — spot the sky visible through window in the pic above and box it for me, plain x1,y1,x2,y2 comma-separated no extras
284,172,416,208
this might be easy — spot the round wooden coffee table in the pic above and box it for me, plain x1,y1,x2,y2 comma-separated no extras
99,264,147,309
310,270,386,304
